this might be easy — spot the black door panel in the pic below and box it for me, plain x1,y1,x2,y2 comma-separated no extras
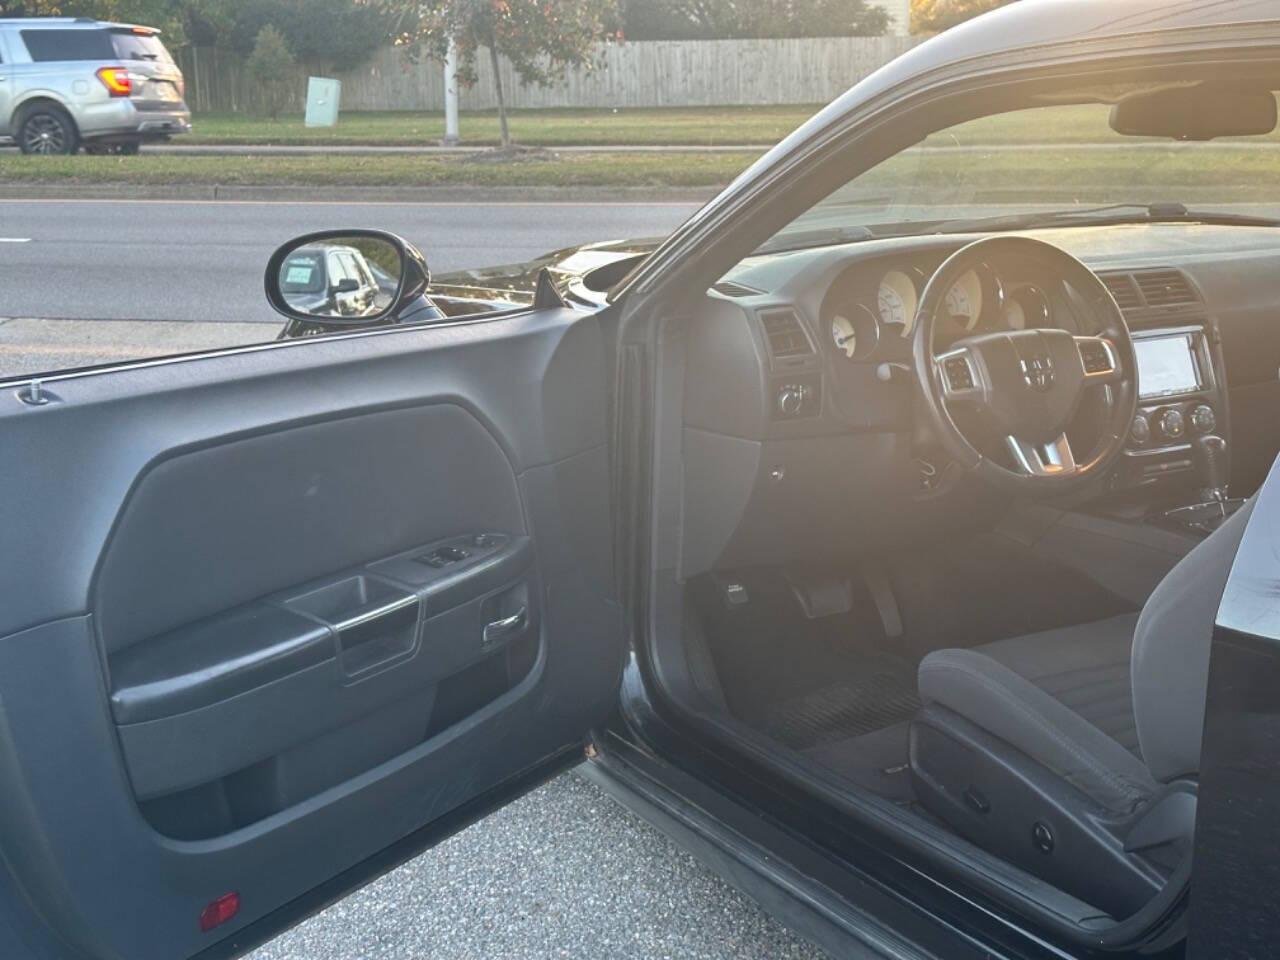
0,309,623,959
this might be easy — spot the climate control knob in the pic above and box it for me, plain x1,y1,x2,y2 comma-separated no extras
1130,414,1151,445
1155,408,1186,441
1190,404,1216,434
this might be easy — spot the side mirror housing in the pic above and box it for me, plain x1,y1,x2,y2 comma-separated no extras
264,229,433,334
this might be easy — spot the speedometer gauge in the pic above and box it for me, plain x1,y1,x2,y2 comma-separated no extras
877,270,918,337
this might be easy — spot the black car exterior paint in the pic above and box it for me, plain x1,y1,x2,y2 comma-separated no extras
1190,454,1280,958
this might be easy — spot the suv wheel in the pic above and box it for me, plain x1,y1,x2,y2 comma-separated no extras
17,105,79,156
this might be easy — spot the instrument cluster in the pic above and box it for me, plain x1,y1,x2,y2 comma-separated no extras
823,260,1056,362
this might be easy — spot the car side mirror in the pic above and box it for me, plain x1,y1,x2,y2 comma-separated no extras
265,229,431,331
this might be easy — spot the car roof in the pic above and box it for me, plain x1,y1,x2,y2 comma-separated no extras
0,18,160,32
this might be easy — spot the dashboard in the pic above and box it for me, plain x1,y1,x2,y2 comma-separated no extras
678,224,1280,574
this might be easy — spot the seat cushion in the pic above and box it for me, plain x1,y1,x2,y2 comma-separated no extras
977,613,1141,755
918,613,1158,812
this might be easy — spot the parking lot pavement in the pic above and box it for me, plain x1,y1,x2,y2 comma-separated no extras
247,769,829,960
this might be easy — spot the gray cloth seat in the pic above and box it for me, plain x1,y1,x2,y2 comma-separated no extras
916,497,1254,814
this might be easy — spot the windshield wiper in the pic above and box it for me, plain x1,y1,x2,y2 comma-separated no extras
905,202,1280,236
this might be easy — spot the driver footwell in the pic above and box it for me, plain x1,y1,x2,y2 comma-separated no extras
687,535,1136,805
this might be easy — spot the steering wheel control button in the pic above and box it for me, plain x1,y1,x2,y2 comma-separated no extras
1190,404,1217,434
1130,414,1151,444
1156,407,1186,441
943,356,975,391
1078,338,1115,374
1031,821,1055,855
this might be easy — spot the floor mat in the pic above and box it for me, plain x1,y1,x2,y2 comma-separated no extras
763,662,920,751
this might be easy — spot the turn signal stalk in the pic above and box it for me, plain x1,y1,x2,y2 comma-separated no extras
96,66,132,97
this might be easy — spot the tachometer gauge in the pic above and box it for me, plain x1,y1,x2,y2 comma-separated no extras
830,304,880,360
877,269,918,337
944,269,984,331
1004,285,1050,331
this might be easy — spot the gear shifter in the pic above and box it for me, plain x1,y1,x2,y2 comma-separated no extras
1191,435,1228,503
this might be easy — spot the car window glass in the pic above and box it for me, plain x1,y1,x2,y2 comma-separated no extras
328,252,351,284
280,253,326,294
109,32,174,64
20,29,115,62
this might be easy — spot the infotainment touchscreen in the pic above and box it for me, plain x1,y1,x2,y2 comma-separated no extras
1135,334,1201,400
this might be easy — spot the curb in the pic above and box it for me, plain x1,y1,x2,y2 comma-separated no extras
0,183,720,204
153,143,773,156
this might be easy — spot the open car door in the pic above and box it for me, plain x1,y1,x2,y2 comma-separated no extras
0,279,624,958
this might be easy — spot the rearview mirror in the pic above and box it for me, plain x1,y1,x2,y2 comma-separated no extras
1109,83,1277,141
264,229,433,333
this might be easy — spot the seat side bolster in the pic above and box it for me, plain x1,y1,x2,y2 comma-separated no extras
918,649,1157,811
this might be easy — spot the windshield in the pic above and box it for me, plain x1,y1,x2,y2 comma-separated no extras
763,98,1280,251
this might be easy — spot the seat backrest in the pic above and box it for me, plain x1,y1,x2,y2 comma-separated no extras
1132,497,1254,782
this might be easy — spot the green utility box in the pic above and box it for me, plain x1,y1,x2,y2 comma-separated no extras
304,77,341,127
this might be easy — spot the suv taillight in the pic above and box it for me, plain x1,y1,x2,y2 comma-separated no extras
96,67,132,97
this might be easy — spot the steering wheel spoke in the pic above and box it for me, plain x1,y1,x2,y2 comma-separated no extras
1074,335,1123,384
1006,433,1077,476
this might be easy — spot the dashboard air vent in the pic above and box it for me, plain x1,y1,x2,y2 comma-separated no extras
712,280,763,298
759,309,814,359
1100,273,1141,311
1133,269,1196,307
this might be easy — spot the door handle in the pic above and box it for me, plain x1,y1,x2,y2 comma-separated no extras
483,606,528,648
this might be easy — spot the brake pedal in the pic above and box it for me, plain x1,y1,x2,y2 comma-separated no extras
859,563,904,638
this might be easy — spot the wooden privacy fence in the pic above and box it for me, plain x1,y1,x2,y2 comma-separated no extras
177,35,922,114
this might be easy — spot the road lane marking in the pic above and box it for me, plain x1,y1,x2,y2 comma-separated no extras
0,237,31,242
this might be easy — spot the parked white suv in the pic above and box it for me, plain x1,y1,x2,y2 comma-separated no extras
0,18,191,154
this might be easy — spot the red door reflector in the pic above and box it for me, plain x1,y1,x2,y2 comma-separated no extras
199,891,240,932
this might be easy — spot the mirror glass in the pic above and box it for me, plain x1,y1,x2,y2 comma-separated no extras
276,236,402,321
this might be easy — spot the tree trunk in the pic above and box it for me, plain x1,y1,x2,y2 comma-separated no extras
488,42,510,148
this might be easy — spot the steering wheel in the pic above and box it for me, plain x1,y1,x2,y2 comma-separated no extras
911,236,1137,494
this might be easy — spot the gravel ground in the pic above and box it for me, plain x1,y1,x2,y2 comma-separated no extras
247,769,829,960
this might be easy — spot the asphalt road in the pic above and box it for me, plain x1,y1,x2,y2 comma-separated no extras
0,198,700,376
247,771,828,960
0,197,698,323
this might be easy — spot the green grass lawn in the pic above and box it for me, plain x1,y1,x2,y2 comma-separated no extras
4,102,1276,196
182,103,1280,149
1,141,1272,202
184,106,819,147
0,151,762,187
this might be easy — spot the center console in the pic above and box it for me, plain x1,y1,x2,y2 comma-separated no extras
1110,321,1240,535
1119,325,1223,481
